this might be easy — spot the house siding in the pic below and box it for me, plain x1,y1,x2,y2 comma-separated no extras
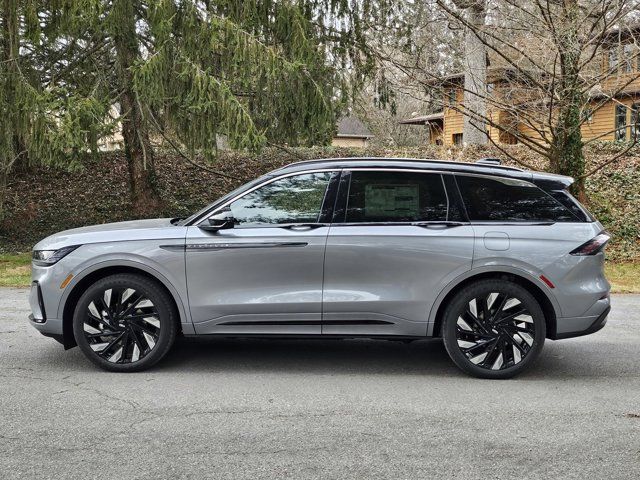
331,136,369,148
443,89,464,146
440,88,640,146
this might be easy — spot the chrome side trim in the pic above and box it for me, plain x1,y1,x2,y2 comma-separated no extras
159,245,186,252
185,242,308,251
217,319,395,326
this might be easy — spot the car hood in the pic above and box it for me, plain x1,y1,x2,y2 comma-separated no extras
33,218,186,251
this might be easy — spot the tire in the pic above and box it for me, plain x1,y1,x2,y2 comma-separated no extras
442,279,546,379
72,273,178,372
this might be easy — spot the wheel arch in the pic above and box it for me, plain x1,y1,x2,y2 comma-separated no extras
59,262,190,350
428,267,559,339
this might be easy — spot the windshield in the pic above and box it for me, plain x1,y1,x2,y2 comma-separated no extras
175,174,275,226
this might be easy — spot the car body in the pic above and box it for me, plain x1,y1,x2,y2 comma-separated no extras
29,157,611,377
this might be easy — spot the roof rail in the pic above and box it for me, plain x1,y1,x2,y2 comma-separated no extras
283,156,525,172
476,158,524,172
476,158,501,166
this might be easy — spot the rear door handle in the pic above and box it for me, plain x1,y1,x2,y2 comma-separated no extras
413,221,467,229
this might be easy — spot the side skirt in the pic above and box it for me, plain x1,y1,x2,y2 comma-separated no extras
182,333,429,342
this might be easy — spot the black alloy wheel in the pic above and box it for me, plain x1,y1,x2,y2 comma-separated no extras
442,279,546,379
73,274,178,372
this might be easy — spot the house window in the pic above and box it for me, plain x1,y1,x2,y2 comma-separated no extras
631,103,640,141
447,89,457,107
609,48,619,72
623,44,635,73
615,104,628,141
453,133,463,145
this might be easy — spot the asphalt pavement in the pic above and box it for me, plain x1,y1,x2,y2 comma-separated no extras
1,288,639,479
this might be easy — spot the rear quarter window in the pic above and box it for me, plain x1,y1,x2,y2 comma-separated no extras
455,175,578,222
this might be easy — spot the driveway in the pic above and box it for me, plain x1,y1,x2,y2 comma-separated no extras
1,288,639,479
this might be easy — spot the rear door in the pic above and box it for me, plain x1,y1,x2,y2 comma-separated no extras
322,169,475,336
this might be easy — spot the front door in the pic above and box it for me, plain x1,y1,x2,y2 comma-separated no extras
186,171,338,335
322,169,475,336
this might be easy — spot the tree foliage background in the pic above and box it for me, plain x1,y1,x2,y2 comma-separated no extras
1,0,405,217
1,0,639,219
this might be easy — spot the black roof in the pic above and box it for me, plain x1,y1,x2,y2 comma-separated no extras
274,157,573,190
335,117,373,138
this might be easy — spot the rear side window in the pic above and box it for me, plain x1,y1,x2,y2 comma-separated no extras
456,175,577,222
344,171,450,222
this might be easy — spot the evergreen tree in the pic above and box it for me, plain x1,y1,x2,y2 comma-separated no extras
0,0,108,220
45,0,384,215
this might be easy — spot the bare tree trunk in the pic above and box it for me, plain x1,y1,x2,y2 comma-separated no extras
548,0,586,200
461,1,488,145
113,0,161,216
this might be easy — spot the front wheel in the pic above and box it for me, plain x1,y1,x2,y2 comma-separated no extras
442,279,546,379
72,274,178,372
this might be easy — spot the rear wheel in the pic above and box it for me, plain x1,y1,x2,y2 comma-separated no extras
442,279,546,379
72,274,178,372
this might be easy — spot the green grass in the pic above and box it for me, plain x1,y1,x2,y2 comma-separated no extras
605,262,640,294
1,253,638,293
0,253,31,287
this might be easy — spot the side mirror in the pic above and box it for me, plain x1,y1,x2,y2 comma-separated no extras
199,209,235,232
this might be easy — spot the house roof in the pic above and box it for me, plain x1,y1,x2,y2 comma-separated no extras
601,23,640,45
399,112,444,125
424,67,527,87
336,116,373,138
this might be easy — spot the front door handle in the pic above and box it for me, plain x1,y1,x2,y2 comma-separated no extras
280,224,325,231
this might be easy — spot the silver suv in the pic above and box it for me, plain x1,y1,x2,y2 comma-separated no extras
29,158,611,378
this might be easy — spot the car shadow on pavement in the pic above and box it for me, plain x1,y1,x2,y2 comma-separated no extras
33,333,635,379
145,335,634,379
157,336,461,377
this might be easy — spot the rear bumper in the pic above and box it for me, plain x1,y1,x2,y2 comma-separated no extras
551,305,610,340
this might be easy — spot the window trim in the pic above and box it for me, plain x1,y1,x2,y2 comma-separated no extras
331,168,464,226
615,104,628,141
192,169,339,228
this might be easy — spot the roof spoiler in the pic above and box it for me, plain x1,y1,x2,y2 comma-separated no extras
532,173,574,191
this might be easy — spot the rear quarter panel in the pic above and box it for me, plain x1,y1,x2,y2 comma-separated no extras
471,222,609,318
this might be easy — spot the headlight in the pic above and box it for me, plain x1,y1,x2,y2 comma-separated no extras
32,245,80,266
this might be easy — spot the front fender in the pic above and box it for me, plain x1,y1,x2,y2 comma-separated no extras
56,248,192,333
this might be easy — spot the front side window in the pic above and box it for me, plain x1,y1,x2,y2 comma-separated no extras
456,175,576,222
615,104,628,141
228,172,332,226
343,171,450,223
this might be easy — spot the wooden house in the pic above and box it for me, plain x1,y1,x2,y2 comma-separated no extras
402,27,640,147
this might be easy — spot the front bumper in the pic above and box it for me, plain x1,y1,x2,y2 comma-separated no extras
28,280,65,343
28,313,65,344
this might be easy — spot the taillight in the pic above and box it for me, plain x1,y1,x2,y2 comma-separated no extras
570,232,611,256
